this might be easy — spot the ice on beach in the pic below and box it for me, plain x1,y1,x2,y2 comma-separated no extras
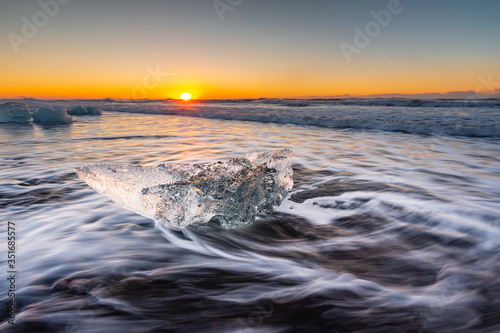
68,105,102,115
33,107,73,124
0,102,33,123
75,149,293,228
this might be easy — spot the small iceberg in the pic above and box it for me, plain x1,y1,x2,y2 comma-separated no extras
68,105,102,115
75,149,293,229
0,102,33,123
33,107,73,124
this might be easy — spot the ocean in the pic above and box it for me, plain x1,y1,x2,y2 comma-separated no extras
1,98,500,332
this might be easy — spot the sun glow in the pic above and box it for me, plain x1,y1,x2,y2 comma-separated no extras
180,92,192,101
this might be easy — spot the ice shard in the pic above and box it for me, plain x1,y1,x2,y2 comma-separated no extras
0,102,32,123
33,107,73,124
68,105,102,115
75,149,293,228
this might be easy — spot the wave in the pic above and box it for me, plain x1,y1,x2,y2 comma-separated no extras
4,97,499,109
335,98,500,108
108,105,500,138
208,97,499,109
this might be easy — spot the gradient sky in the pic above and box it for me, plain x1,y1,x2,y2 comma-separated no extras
1,0,499,99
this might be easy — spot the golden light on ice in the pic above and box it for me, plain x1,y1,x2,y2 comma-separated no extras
180,93,192,101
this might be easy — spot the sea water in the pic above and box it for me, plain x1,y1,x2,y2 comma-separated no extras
1,98,499,332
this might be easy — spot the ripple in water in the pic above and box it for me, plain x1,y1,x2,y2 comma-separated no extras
1,110,500,332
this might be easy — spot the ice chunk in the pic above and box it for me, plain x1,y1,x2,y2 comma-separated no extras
75,149,293,229
33,107,73,124
86,106,103,115
0,102,32,123
68,105,86,115
68,105,102,115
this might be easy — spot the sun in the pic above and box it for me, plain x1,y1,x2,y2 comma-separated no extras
180,92,192,101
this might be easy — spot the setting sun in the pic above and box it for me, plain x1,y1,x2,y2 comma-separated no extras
180,93,192,101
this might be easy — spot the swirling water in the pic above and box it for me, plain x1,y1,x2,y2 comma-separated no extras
1,101,500,332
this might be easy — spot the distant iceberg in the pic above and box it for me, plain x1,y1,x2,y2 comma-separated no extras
68,105,102,115
33,107,73,124
75,149,293,228
0,102,33,123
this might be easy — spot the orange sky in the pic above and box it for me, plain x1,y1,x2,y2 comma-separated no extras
2,56,495,99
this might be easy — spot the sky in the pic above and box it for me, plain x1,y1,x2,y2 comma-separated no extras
0,0,499,99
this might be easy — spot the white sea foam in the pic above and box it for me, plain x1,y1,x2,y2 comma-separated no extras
3,98,499,136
